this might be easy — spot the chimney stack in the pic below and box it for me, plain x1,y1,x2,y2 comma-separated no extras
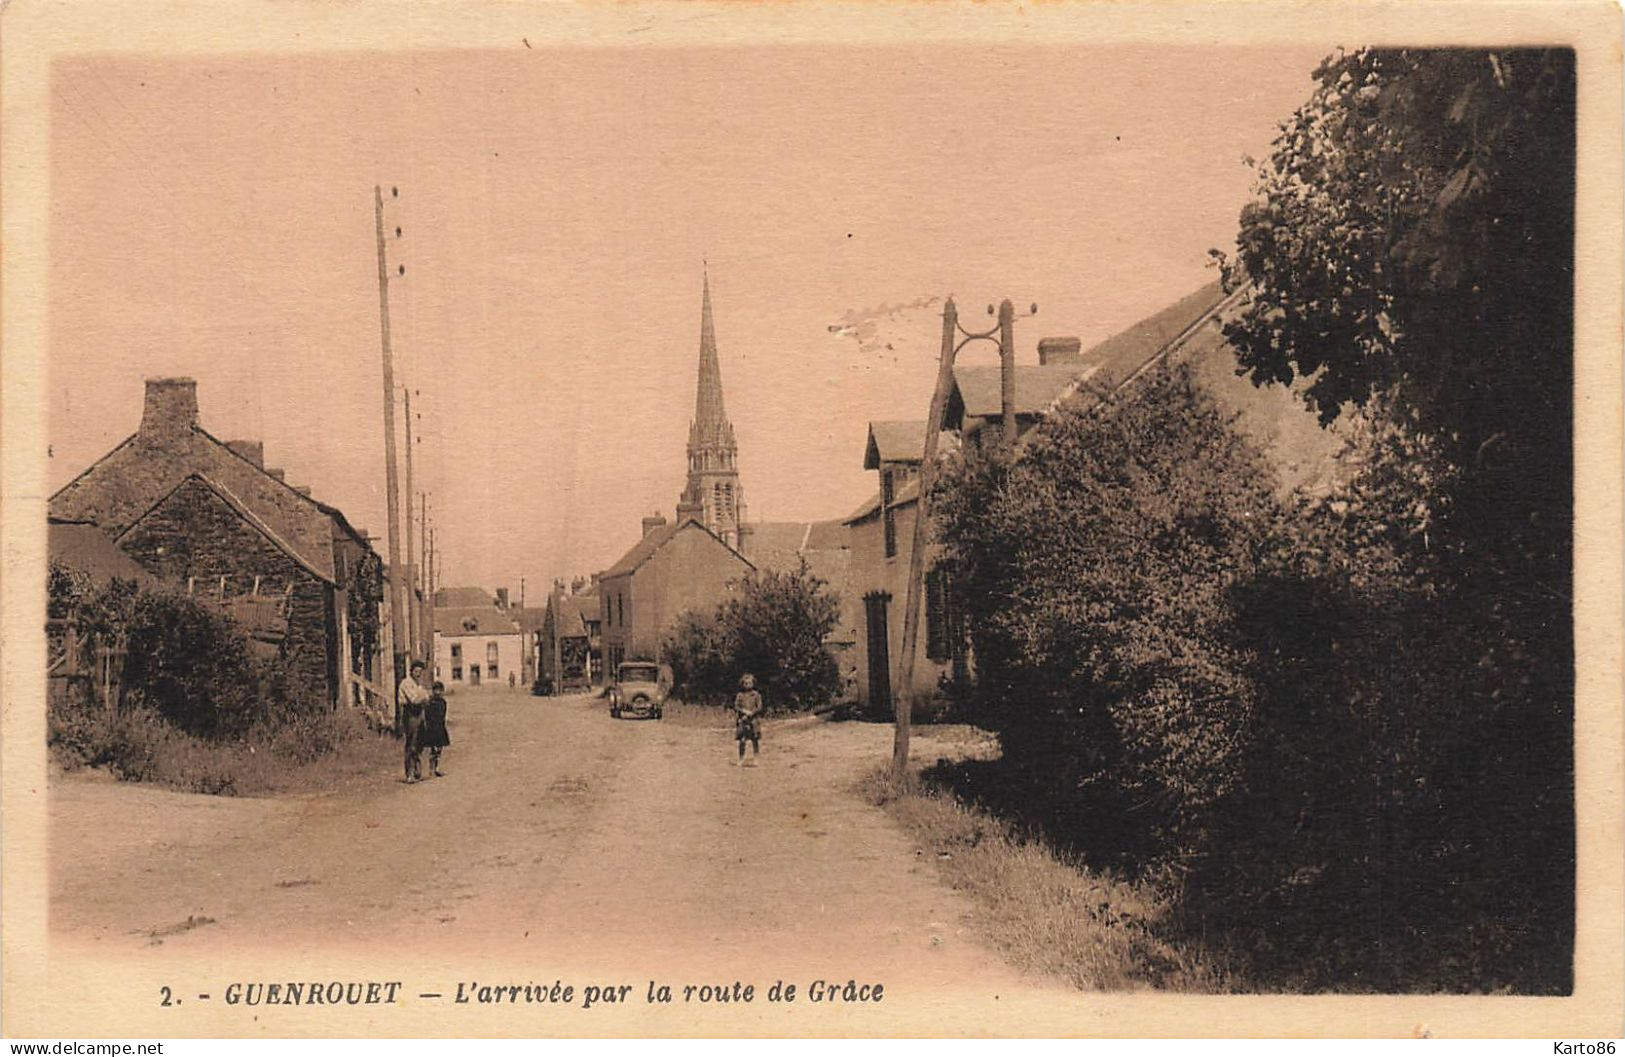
140,378,199,438
226,440,265,468
266,467,286,483
292,485,312,498
1038,337,1083,367
642,513,668,538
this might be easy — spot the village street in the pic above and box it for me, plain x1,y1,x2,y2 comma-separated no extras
50,687,1049,1010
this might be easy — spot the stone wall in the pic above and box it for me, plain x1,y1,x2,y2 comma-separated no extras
118,476,334,701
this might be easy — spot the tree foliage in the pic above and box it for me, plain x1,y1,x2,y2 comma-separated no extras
49,568,272,739
933,364,1280,858
662,560,841,712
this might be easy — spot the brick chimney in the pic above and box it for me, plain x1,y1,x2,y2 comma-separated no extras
1038,337,1083,366
226,440,264,468
266,468,286,483
140,377,199,438
495,587,509,610
292,485,312,498
642,513,668,538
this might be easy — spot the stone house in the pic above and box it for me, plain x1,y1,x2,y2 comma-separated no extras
597,514,753,672
48,377,394,712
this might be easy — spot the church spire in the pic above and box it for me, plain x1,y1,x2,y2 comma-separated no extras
679,265,743,548
691,264,729,450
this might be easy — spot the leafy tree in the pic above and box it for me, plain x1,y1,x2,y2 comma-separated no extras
933,363,1280,860
662,559,841,712
1212,48,1574,990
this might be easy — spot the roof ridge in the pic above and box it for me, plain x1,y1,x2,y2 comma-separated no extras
117,472,334,584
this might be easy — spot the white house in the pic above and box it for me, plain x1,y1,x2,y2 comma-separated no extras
432,591,525,688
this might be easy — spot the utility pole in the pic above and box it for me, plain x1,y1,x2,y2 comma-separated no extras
552,578,564,697
420,491,430,662
374,184,409,702
892,296,1032,780
403,387,417,663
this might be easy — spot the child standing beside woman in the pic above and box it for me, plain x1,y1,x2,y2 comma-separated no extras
421,680,451,777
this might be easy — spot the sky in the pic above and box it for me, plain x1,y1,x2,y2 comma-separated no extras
48,43,1331,598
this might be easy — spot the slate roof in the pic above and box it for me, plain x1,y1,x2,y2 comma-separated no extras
1032,280,1345,496
50,420,342,581
549,594,602,640
1078,279,1229,388
434,605,522,637
600,518,753,580
118,473,335,583
948,363,1102,425
863,421,927,469
435,586,496,608
47,518,156,586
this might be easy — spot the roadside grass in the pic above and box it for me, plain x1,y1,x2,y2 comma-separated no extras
658,697,736,729
859,765,1232,992
50,696,398,797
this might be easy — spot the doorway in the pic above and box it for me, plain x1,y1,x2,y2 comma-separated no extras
863,592,892,716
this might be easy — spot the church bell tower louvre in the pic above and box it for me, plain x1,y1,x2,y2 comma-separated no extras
676,267,744,549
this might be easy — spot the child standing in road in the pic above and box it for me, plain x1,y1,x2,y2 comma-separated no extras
732,673,763,766
422,680,451,777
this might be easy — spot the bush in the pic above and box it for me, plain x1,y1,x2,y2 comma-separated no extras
49,687,385,797
933,363,1278,864
662,559,841,712
121,588,266,739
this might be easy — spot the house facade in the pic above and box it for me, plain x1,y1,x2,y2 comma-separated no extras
48,377,394,714
843,421,964,717
433,594,524,688
598,516,753,671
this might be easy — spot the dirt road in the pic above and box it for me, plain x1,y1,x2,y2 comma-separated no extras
48,686,1058,1031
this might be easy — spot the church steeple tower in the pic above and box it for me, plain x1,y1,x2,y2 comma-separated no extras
677,267,744,548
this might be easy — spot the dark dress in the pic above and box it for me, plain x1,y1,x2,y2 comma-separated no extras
421,694,451,749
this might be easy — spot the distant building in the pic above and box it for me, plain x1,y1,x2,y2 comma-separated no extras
49,378,393,713
539,585,602,692
433,591,524,687
598,515,752,671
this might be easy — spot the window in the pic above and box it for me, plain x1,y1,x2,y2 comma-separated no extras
450,642,463,681
487,641,499,678
925,568,962,663
617,594,625,627
882,468,898,559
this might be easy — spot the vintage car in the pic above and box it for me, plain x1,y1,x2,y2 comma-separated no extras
607,661,667,720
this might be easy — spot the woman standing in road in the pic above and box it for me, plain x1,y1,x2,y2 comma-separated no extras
422,680,451,777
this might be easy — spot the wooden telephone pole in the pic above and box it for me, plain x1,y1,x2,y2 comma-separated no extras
892,298,1025,779
374,185,410,698
403,388,417,662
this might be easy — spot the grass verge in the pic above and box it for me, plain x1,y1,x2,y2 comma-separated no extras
859,766,1231,992
50,693,398,797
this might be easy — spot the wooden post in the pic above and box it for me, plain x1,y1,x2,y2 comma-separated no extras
892,297,959,780
374,185,409,704
998,298,1017,445
404,389,417,663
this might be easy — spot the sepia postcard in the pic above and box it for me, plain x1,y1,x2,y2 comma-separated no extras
2,0,1621,1040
